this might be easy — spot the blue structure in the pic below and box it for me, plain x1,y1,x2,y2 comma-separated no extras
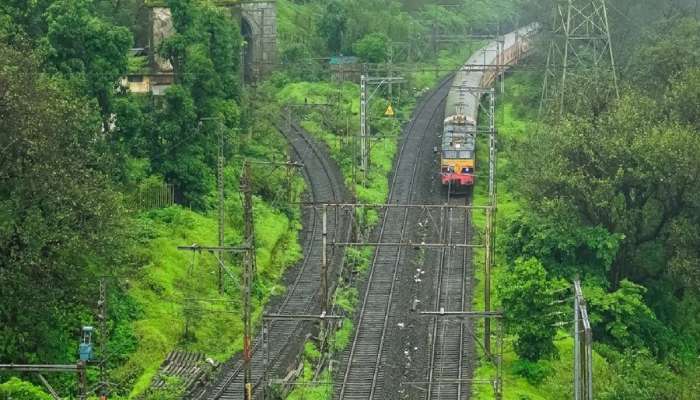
79,326,94,362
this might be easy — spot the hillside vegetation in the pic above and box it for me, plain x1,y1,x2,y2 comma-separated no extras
470,1,700,398
2,0,700,399
0,0,302,397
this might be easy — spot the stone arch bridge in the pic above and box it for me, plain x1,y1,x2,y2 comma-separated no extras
148,0,277,82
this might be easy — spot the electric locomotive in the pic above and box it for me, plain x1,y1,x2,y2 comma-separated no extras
441,112,476,187
440,24,538,190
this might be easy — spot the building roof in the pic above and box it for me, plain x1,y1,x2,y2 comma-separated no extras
329,56,359,65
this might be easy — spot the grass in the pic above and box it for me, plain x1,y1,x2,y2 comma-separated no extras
116,202,301,398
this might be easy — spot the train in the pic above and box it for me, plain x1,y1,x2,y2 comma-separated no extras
440,25,538,188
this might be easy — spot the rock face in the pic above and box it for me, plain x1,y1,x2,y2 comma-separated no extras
150,7,174,73
147,2,277,81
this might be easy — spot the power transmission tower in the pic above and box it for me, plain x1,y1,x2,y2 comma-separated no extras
540,0,619,118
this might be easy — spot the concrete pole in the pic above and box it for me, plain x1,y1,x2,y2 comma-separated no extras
218,119,225,294
360,73,368,185
574,281,581,400
484,207,492,355
243,161,254,400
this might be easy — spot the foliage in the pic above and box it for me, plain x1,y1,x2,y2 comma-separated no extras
110,0,244,208
141,375,186,400
42,0,132,124
585,281,678,358
352,33,389,63
0,44,129,367
316,0,347,54
628,18,700,90
0,0,52,45
510,359,552,385
304,342,321,362
597,349,682,400
476,52,700,394
502,212,623,282
281,0,520,69
160,0,241,102
498,258,566,361
332,319,354,352
120,203,300,397
334,287,358,313
513,93,700,293
0,378,53,400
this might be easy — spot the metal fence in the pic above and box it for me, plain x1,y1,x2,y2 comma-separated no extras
126,183,175,211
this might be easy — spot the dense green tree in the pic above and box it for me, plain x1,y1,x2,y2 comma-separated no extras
665,66,700,130
0,378,53,400
513,94,700,292
316,0,347,54
585,281,678,357
502,212,623,282
160,0,242,101
352,33,389,63
0,44,128,363
0,0,51,44
598,349,683,400
418,4,467,36
627,18,700,90
342,0,415,53
498,258,566,361
112,0,243,208
42,0,131,127
94,0,149,46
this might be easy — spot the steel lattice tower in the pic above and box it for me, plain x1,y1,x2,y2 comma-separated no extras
540,0,619,118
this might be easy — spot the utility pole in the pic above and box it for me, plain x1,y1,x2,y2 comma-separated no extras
218,119,225,294
484,207,493,355
78,362,87,400
359,74,405,185
573,279,593,400
487,89,496,205
201,116,226,293
98,279,108,400
360,73,368,185
540,0,619,118
454,85,497,353
388,46,394,99
241,160,255,400
321,205,328,317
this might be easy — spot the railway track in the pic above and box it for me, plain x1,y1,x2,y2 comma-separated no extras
335,75,455,400
425,189,472,399
197,121,350,400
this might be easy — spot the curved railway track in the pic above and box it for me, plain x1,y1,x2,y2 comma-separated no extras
425,190,472,399
335,75,456,400
198,121,350,400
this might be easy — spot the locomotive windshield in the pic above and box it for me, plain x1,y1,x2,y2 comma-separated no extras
443,150,473,159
